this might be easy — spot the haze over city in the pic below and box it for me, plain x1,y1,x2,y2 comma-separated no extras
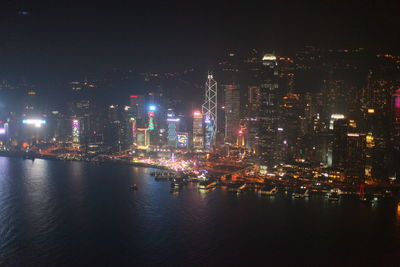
1,1,400,266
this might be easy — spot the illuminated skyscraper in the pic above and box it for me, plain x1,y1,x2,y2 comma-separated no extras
345,133,367,183
224,84,241,144
192,111,204,150
332,119,349,169
167,109,180,148
258,53,279,165
129,95,146,128
72,119,80,147
393,89,400,151
202,74,218,150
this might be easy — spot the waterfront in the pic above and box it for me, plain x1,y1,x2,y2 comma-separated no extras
0,157,399,266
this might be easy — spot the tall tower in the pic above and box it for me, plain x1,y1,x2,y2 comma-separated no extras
202,73,218,150
224,84,241,144
258,53,279,166
393,89,400,152
192,111,204,150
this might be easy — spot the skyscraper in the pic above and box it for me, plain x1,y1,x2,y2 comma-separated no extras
192,111,204,150
224,84,241,144
202,74,218,150
258,53,279,166
392,89,400,151
129,95,146,128
167,109,180,148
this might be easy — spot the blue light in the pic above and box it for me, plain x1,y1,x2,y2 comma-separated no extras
148,105,157,111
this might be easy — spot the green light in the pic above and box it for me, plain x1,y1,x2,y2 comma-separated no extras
148,116,154,130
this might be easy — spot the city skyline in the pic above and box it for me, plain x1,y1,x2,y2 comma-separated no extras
1,2,400,265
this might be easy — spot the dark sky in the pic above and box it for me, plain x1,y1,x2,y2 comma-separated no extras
0,0,399,82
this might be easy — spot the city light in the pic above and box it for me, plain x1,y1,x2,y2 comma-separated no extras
331,114,345,119
0,128,5,135
167,118,180,122
148,116,155,130
193,111,202,117
347,133,360,137
148,105,157,111
72,120,80,143
22,119,46,127
262,54,277,61
177,133,189,148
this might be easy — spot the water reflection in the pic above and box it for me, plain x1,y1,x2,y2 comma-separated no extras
0,157,399,266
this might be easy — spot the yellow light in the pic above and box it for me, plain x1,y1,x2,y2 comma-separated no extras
397,203,400,218
368,109,375,114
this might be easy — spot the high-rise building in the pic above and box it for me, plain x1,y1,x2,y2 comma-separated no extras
258,53,280,166
224,84,241,144
279,93,305,162
345,133,367,183
332,119,348,168
192,111,204,150
177,132,189,149
129,95,146,128
103,105,132,152
167,109,180,148
202,74,218,150
331,119,367,183
71,119,80,147
136,128,150,149
392,89,400,151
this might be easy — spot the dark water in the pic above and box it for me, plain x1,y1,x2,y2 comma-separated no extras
0,157,399,266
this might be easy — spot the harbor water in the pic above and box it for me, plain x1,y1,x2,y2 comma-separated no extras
0,157,399,266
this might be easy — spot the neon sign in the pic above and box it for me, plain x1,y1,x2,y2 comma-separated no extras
72,120,80,143
22,119,46,128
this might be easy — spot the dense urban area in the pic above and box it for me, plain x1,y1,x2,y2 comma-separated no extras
1,47,400,199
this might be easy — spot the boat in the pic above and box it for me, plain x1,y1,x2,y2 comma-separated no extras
327,192,340,201
171,180,182,189
170,187,180,194
198,180,217,190
292,187,309,198
130,184,138,190
225,182,244,193
360,193,378,203
259,185,278,196
22,152,36,160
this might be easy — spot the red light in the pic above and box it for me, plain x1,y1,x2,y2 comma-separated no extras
238,130,243,134
130,95,138,98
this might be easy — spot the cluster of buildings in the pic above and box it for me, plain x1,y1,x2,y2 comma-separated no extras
211,48,400,183
0,47,399,183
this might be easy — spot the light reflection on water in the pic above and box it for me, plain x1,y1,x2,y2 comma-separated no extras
0,156,399,266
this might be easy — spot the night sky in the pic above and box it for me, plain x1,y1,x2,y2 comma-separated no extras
0,0,399,82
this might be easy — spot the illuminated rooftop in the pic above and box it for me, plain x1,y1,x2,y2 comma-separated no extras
262,54,277,61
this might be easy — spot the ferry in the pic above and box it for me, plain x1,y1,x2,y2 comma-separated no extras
170,187,180,194
224,182,243,193
292,187,309,198
130,184,138,190
198,180,217,190
259,185,278,196
360,193,378,203
171,180,183,189
327,192,340,201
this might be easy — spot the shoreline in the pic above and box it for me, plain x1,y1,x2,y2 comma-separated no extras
0,151,170,170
